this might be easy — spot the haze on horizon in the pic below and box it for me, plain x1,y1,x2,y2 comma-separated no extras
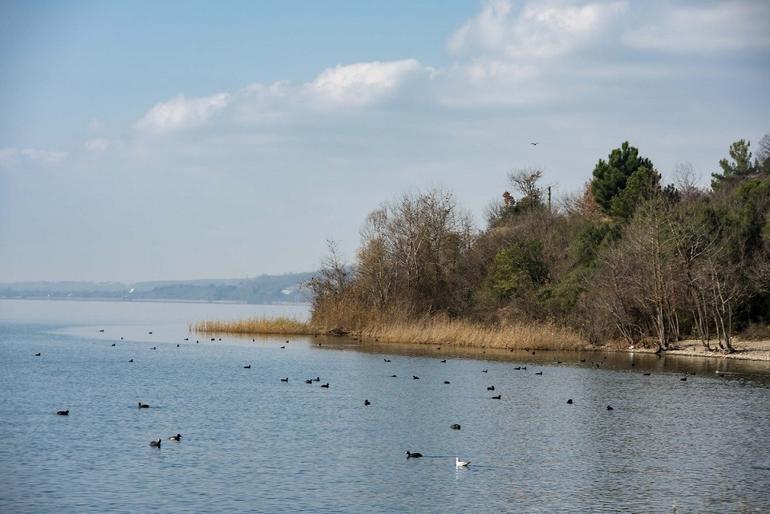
1,0,768,283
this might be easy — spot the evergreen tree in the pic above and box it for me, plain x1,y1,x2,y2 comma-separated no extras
711,139,755,190
591,142,659,220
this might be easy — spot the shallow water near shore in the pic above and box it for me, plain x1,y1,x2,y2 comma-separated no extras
1,299,770,513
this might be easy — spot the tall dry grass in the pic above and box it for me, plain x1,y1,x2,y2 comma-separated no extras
193,311,587,350
192,316,314,335
358,315,588,350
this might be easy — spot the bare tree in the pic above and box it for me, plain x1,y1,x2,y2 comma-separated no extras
673,162,705,201
507,169,544,208
354,189,475,315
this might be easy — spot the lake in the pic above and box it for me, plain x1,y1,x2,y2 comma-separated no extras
1,299,769,513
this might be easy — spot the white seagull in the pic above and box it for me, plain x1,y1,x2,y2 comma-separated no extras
455,457,470,468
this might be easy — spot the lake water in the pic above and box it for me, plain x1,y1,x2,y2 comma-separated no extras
1,299,769,513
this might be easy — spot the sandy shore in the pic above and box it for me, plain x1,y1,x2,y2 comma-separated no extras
624,338,770,362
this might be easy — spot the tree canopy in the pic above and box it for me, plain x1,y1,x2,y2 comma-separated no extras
590,142,660,220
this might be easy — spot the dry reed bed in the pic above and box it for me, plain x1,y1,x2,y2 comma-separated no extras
194,315,588,351
359,318,588,350
192,317,314,335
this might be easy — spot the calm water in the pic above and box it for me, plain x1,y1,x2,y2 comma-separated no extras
1,299,770,513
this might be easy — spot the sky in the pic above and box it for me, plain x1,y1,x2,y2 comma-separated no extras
0,0,768,283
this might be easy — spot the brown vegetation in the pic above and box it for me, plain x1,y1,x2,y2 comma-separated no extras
192,316,314,335
198,137,770,355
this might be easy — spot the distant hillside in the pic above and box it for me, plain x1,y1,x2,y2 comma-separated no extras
0,272,314,304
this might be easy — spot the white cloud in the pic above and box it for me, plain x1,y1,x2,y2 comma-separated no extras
303,59,428,107
105,1,767,151
135,92,231,133
439,0,629,106
623,1,770,52
136,59,430,132
448,0,627,59
0,147,68,166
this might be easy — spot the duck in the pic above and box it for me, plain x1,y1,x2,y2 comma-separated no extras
535,371,543,376
34,353,41,357
111,343,116,347
491,394,501,400
184,338,189,341
99,329,105,333
450,423,461,430
606,405,614,411
320,383,329,388
514,366,521,370
482,369,488,373
169,434,182,442
567,399,573,405
138,402,150,409
128,359,134,363
313,377,320,382
56,410,69,416
412,376,420,380
405,451,423,459
487,386,495,391
443,381,450,384
280,346,286,349
280,377,289,382
384,359,391,363
176,344,180,348
149,438,161,448
643,373,651,376
440,359,446,363
244,364,251,369
680,376,687,382
364,399,371,406
150,346,157,350
148,331,153,335
305,379,313,384
455,457,470,468
391,375,398,378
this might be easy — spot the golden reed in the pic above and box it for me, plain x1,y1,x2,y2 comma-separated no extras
193,314,587,351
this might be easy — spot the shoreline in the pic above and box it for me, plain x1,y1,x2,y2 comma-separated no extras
194,320,770,364
619,339,770,362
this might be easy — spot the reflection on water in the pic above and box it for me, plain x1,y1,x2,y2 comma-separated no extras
1,299,769,513
317,339,770,385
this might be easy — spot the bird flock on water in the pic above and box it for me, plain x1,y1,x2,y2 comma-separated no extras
40,327,701,469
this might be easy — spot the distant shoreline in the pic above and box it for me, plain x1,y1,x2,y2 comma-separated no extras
0,297,311,307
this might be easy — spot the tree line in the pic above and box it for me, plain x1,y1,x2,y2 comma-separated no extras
309,135,770,352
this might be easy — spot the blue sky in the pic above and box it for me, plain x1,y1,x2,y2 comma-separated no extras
1,0,769,282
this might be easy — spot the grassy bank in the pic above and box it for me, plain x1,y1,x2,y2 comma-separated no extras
193,314,589,351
